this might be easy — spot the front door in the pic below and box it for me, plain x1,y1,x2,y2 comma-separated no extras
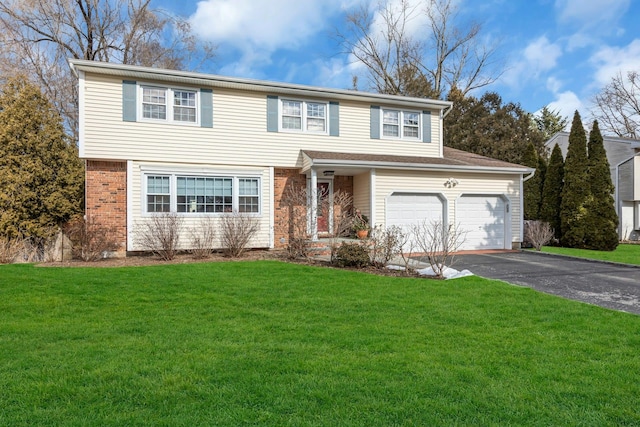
317,181,330,234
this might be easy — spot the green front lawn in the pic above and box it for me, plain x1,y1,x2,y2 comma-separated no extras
539,243,640,265
1,261,639,425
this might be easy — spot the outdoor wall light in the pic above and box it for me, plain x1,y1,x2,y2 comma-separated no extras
444,177,459,188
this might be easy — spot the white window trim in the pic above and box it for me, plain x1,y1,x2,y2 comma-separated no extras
138,84,200,126
381,108,421,141
279,98,329,135
142,172,261,216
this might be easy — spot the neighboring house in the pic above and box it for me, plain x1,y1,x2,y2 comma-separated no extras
69,59,533,255
545,132,640,240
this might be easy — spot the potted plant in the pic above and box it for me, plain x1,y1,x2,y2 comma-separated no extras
352,210,370,239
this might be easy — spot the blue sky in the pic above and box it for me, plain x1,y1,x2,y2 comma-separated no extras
152,0,640,124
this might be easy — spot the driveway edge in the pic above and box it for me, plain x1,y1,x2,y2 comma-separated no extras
521,249,640,269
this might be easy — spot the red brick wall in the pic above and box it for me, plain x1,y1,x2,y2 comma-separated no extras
273,169,354,248
333,175,353,198
274,169,307,248
85,160,127,253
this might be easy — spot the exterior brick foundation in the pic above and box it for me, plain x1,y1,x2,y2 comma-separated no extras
85,160,127,254
273,168,354,248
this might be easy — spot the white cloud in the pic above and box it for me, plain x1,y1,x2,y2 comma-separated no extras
546,76,562,94
524,36,562,73
190,0,329,51
590,39,640,87
548,91,583,121
555,0,630,27
501,36,562,89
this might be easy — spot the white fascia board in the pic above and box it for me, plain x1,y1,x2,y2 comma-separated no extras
77,69,85,158
68,59,452,112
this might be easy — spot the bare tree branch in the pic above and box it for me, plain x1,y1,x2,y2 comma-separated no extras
338,0,503,98
592,71,640,138
0,0,216,140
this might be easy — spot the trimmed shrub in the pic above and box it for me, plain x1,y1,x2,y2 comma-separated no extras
220,212,259,258
335,242,370,268
65,216,119,261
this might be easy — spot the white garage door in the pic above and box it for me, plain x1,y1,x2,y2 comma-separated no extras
386,193,444,236
457,195,506,250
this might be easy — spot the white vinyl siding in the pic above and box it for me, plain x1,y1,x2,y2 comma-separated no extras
82,74,441,167
353,172,371,220
131,162,271,251
375,170,521,246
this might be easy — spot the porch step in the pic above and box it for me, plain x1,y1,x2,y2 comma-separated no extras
306,237,367,258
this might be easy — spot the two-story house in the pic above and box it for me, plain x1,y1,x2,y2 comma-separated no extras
546,132,640,240
69,59,533,255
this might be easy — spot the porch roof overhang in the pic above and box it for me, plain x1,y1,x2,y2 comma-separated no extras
301,148,534,176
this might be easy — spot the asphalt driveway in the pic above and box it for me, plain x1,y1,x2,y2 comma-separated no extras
455,251,640,315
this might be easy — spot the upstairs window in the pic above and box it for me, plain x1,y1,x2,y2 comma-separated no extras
142,87,167,120
173,90,197,122
382,108,421,140
140,86,199,124
282,100,302,130
280,99,327,133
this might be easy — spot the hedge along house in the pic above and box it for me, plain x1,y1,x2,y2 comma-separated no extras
69,59,533,255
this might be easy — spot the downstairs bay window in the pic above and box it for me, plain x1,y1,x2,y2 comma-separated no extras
145,174,260,215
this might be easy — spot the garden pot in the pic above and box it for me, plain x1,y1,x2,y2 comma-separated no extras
356,229,369,239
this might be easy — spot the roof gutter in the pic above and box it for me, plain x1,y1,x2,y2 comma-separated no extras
523,169,536,181
68,59,453,111
304,157,534,175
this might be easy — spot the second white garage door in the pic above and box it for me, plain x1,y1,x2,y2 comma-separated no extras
457,195,507,250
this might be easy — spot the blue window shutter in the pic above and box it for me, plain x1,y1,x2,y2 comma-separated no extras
200,89,213,128
422,110,431,143
267,95,278,132
122,80,137,122
370,105,380,139
329,102,339,136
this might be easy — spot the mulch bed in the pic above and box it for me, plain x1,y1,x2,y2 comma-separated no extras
36,250,425,278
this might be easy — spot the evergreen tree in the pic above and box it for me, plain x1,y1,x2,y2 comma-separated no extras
0,76,83,243
584,121,619,250
523,142,542,219
534,106,569,141
540,144,564,240
560,111,590,248
445,91,545,165
537,155,547,212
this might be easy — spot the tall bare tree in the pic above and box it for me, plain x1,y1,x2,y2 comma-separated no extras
592,71,640,139
0,0,216,139
339,0,502,98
